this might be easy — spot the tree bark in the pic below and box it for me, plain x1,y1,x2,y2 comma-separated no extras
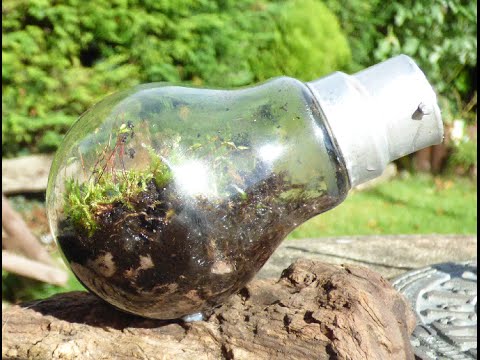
2,259,417,360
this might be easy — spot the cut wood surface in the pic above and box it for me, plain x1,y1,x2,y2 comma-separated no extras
2,250,68,286
2,194,53,265
2,154,53,194
2,259,416,360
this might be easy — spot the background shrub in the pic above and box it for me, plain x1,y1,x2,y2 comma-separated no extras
371,0,477,173
372,1,477,122
322,0,384,72
324,0,477,114
2,0,476,173
2,0,350,157
324,0,477,173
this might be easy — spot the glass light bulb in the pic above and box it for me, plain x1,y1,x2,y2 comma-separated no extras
46,55,443,320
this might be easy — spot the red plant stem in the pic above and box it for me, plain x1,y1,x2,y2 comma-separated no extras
96,142,118,184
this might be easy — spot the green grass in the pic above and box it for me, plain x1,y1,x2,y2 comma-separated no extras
287,174,477,239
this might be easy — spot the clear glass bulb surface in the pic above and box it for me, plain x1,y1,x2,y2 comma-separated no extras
46,77,349,319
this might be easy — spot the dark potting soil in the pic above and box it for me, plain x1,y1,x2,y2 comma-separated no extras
57,172,340,320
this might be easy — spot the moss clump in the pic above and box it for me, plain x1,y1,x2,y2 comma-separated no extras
64,169,154,235
63,121,172,235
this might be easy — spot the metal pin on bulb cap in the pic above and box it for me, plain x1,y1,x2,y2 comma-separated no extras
307,54,444,188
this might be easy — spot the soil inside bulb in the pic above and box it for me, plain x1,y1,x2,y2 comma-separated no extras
57,169,338,319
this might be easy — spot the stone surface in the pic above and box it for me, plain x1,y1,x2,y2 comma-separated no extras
393,261,477,360
258,235,477,280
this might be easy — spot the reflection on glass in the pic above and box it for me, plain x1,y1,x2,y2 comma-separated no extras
46,77,349,319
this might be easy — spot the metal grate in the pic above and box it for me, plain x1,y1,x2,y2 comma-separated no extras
393,261,477,359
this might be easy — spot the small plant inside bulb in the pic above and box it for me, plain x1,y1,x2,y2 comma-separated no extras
47,78,349,320
47,55,443,320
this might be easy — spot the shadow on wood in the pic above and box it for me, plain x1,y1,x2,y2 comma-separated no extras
2,259,417,360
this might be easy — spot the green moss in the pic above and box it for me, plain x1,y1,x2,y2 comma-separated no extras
63,150,171,235
147,146,173,188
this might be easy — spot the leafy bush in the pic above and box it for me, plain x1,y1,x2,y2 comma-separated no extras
322,0,384,72
247,0,351,82
324,0,477,115
448,135,478,172
372,0,477,121
2,0,350,157
323,0,477,173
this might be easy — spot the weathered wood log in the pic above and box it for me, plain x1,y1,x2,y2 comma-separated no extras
2,259,416,360
2,154,53,194
2,250,68,286
2,194,53,265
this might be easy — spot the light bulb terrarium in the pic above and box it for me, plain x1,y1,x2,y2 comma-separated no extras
46,55,443,320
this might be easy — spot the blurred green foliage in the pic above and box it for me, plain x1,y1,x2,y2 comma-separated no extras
288,173,477,238
2,0,350,157
448,136,478,171
2,269,85,303
322,0,384,72
324,0,477,121
1,0,477,167
324,0,477,172
372,0,477,124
